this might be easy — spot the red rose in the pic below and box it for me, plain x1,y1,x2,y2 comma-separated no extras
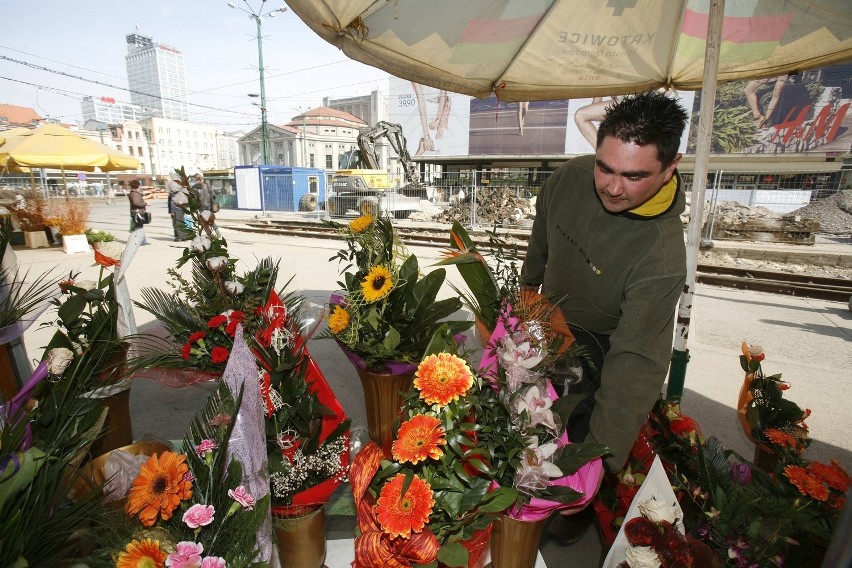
208,314,228,328
210,346,230,364
188,331,207,343
624,517,657,547
181,342,192,360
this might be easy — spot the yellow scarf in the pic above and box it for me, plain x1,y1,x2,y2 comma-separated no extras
628,175,678,217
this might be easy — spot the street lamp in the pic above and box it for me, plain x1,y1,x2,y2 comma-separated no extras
227,0,287,165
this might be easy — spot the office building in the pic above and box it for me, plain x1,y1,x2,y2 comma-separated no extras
125,32,189,121
81,96,148,124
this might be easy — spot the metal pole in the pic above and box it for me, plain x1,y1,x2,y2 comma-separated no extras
667,0,725,399
256,15,270,166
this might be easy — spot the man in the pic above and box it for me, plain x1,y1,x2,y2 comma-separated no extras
521,92,689,544
167,172,187,241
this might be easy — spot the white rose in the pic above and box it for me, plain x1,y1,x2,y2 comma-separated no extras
625,546,661,568
205,256,228,271
172,191,189,206
224,281,244,295
638,498,680,525
97,241,124,262
191,235,212,253
200,210,214,222
75,280,97,291
46,347,75,376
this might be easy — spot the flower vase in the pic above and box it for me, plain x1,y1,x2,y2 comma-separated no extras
488,514,547,568
753,442,778,471
272,505,326,568
356,369,414,446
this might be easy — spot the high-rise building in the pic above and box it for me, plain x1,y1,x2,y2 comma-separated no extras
125,32,189,121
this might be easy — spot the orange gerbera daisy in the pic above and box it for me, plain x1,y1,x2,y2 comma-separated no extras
115,538,167,568
126,451,193,527
413,353,473,406
784,465,829,501
392,415,446,464
376,473,434,539
328,305,351,335
807,460,851,492
764,428,796,449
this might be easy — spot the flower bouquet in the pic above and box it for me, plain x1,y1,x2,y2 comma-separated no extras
351,329,519,568
324,214,468,444
478,295,609,523
109,380,271,567
325,214,469,371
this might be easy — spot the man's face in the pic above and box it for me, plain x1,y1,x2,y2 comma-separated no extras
593,136,681,213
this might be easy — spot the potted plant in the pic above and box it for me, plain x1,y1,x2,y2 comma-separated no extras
85,228,116,250
55,199,90,254
9,191,50,249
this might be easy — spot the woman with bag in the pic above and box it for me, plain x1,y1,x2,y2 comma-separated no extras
127,180,151,246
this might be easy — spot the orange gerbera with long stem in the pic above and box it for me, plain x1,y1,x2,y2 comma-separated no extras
807,460,851,492
126,451,193,527
376,473,435,539
392,414,446,464
115,538,167,568
413,353,474,407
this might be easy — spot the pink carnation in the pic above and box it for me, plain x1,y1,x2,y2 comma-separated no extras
195,438,217,456
166,541,204,568
228,485,255,510
182,504,215,529
200,557,226,568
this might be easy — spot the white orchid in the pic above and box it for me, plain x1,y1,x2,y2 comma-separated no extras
205,256,228,271
74,280,97,291
191,235,212,253
515,385,560,434
224,281,245,295
513,436,562,495
497,332,545,370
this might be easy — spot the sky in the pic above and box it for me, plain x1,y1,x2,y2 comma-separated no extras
0,0,392,132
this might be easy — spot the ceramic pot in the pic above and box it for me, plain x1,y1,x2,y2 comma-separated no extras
488,514,547,568
356,369,414,446
272,505,326,568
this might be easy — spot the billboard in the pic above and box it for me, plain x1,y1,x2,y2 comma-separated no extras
389,61,851,159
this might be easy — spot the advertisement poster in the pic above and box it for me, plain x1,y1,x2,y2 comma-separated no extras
389,79,470,157
686,62,852,155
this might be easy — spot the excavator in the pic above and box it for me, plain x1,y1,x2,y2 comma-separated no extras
327,121,429,218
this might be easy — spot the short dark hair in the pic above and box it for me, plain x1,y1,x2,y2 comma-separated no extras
596,92,689,167
129,180,141,189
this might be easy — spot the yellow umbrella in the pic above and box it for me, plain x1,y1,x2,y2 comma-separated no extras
0,123,140,172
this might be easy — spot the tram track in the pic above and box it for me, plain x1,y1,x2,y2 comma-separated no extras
226,219,852,303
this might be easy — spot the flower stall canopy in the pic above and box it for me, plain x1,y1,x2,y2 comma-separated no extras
0,123,140,172
284,0,852,103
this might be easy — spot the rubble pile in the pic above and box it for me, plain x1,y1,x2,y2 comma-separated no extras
790,190,852,235
434,186,534,226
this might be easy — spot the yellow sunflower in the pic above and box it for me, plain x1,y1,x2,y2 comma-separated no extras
361,265,394,303
349,215,374,234
115,538,167,568
328,305,351,334
414,353,474,406
126,451,193,527
392,414,446,464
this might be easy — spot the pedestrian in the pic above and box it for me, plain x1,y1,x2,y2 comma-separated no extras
167,172,187,241
106,183,115,205
127,180,150,246
521,92,689,545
